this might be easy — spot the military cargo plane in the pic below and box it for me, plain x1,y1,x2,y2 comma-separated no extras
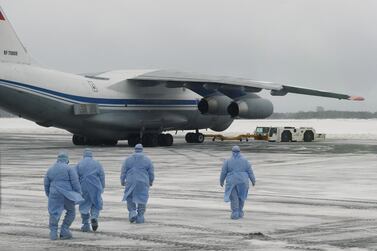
0,6,364,146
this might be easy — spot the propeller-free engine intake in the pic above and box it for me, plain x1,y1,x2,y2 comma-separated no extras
198,95,233,115
227,94,274,119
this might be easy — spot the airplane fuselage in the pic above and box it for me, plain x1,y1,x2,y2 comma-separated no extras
0,63,234,141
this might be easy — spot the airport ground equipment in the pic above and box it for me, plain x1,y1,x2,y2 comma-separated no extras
266,127,325,142
205,133,256,142
205,126,325,142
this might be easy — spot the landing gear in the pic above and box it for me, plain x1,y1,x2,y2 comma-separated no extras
102,139,118,146
72,135,86,145
185,132,205,143
72,135,118,146
142,133,158,147
127,134,140,147
158,133,174,146
127,133,174,147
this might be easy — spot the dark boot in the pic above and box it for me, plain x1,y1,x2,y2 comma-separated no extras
91,218,98,232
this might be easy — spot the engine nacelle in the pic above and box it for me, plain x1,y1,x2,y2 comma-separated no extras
227,95,274,119
198,95,232,115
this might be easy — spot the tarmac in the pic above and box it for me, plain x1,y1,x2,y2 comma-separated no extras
0,126,377,250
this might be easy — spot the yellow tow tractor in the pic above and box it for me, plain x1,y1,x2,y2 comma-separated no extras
204,126,325,142
204,133,257,142
204,130,268,142
205,127,269,142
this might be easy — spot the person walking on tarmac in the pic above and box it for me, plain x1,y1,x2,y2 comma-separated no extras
75,149,105,232
121,144,155,224
44,152,83,240
220,145,256,220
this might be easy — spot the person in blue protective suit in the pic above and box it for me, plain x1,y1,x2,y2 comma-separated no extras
75,149,105,232
220,145,256,220
44,152,84,240
121,144,154,224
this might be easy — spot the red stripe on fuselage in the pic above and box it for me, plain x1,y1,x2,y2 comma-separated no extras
0,11,5,21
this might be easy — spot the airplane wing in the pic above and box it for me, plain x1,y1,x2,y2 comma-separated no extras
129,70,364,101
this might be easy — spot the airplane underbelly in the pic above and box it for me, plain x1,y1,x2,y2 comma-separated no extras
0,84,56,121
0,80,233,137
78,107,233,135
0,83,80,128
87,109,190,129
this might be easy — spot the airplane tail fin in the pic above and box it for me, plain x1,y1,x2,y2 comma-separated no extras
0,6,32,64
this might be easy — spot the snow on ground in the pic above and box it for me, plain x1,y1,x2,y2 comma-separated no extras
0,118,66,134
223,119,377,140
2,118,377,139
0,119,377,250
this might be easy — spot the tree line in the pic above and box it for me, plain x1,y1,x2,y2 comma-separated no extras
269,110,377,119
1,109,376,119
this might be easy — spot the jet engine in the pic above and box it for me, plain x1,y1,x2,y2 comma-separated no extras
227,94,273,119
198,95,232,115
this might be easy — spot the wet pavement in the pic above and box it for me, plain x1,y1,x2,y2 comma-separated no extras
0,129,377,250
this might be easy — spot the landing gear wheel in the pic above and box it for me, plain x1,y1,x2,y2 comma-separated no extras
89,139,103,146
158,134,166,146
158,133,174,146
195,133,204,143
185,132,204,143
185,133,195,143
142,133,158,147
164,133,173,146
103,139,118,146
72,135,85,145
73,135,118,146
128,134,140,147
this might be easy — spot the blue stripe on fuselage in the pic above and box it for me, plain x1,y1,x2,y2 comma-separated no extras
0,79,198,106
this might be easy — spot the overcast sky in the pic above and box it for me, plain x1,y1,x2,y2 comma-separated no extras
0,0,376,112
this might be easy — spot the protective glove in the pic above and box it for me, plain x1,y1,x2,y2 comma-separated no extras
150,182,153,187
220,182,224,187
